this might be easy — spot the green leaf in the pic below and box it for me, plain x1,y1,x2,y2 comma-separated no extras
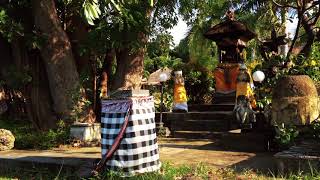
89,3,99,19
111,0,122,12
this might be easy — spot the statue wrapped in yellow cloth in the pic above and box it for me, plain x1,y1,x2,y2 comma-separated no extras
236,64,256,108
234,64,256,128
173,71,188,112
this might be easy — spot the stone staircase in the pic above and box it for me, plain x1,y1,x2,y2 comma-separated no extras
156,93,236,138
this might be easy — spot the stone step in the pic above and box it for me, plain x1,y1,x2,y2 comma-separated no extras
213,93,236,104
156,112,234,132
185,111,233,120
188,104,234,112
171,131,226,139
156,111,233,122
172,119,229,131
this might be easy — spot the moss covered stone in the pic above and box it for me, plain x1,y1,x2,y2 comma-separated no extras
272,75,319,126
0,129,15,151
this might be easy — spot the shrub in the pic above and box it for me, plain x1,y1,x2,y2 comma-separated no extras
0,118,70,150
274,124,299,150
310,120,320,139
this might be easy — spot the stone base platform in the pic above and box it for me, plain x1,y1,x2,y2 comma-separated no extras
70,123,101,142
0,147,100,178
274,140,320,174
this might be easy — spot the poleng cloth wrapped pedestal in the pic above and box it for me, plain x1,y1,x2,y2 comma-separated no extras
101,96,161,175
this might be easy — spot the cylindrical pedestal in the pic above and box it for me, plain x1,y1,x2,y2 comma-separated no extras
101,96,160,175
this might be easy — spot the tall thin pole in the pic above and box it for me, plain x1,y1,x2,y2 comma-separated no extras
159,82,164,128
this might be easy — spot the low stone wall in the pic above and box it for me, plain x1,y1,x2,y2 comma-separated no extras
70,123,101,142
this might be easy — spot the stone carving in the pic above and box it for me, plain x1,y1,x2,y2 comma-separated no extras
234,95,256,127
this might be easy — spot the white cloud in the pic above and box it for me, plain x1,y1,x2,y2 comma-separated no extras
169,17,188,46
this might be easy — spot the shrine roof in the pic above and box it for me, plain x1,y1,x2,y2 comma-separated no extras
204,20,256,42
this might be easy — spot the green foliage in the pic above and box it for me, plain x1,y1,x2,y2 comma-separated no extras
82,0,178,50
153,90,173,112
183,65,215,104
145,33,216,108
83,0,101,25
2,161,320,179
256,96,271,110
310,120,320,140
98,162,209,180
0,8,24,42
0,65,32,90
0,119,70,150
287,43,320,83
147,33,174,58
274,124,299,150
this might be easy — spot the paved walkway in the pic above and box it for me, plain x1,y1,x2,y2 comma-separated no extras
158,138,275,171
0,132,277,175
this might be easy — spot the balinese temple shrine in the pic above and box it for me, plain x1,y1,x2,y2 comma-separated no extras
204,10,256,96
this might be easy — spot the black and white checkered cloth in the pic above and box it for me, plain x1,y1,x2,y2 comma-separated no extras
101,96,161,175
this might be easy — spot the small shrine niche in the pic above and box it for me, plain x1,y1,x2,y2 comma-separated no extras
204,10,256,64
204,10,256,94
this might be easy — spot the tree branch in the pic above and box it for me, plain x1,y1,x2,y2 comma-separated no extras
287,12,302,59
310,2,320,25
305,1,320,11
272,0,297,9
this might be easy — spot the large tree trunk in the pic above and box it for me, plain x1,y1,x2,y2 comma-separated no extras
10,37,57,130
67,15,96,124
67,15,90,74
31,0,80,121
112,47,145,90
27,51,58,130
0,35,11,117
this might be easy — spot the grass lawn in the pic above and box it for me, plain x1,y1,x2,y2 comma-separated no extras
0,162,320,180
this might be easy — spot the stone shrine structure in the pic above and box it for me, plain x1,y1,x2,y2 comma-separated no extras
204,10,256,95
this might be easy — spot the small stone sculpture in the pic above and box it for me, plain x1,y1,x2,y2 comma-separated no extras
173,71,188,112
234,95,256,127
0,129,15,151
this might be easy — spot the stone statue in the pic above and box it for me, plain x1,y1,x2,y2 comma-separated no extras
234,95,256,128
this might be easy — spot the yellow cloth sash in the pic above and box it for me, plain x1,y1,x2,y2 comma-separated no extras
174,85,187,103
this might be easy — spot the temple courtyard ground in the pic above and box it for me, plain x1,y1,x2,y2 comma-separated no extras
0,130,277,177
